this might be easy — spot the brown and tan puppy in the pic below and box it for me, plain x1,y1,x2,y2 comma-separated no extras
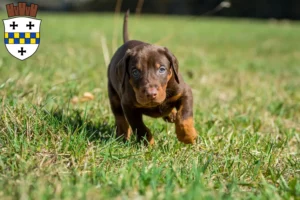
107,11,197,145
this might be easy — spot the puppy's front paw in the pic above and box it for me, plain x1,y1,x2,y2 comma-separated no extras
137,128,155,146
145,136,155,146
115,116,131,141
175,118,197,144
163,109,177,123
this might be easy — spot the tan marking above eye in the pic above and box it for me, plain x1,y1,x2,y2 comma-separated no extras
135,64,142,70
155,63,161,68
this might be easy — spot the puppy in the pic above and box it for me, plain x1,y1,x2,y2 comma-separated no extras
107,11,197,145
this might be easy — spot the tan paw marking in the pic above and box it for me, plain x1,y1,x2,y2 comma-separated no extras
175,117,197,144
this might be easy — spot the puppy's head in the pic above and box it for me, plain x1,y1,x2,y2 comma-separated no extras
117,45,179,107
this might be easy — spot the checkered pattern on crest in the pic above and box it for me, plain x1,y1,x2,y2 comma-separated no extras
4,32,40,44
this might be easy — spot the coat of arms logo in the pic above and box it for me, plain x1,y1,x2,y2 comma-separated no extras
3,2,41,60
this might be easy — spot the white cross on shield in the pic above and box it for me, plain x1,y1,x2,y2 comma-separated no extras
3,17,41,60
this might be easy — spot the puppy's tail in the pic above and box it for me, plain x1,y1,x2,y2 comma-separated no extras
123,10,130,43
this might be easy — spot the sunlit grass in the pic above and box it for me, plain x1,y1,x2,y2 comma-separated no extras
0,13,299,199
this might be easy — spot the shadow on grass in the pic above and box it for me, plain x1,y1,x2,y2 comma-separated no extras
50,108,115,143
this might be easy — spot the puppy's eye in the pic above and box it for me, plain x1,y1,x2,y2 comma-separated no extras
158,66,166,74
131,68,141,79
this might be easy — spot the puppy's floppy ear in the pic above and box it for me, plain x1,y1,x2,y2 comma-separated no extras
163,47,180,84
116,49,131,89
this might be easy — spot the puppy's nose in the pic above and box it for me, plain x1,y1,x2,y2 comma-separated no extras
146,88,158,100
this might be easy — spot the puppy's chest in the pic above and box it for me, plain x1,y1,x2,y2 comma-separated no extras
140,102,176,118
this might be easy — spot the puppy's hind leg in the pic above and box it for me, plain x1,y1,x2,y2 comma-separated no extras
108,83,131,141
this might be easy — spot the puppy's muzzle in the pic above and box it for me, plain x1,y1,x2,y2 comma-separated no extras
136,82,166,106
144,84,158,100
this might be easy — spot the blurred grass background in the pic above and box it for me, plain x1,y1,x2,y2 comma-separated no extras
0,13,299,199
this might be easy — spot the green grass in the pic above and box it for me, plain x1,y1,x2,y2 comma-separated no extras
0,13,300,199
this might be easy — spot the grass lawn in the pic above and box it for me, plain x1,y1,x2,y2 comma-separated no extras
0,13,299,199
